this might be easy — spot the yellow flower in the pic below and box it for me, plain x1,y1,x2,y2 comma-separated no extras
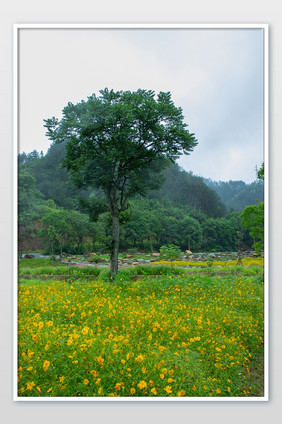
148,380,154,387
167,378,175,383
121,359,126,365
160,374,165,379
137,380,147,390
45,341,51,351
47,387,52,393
135,354,144,363
130,388,136,395
27,366,33,371
90,370,99,377
43,360,50,372
192,385,196,391
164,386,172,394
115,382,124,391
142,367,147,374
98,387,102,395
151,388,157,395
216,388,221,394
97,356,104,366
36,386,41,393
59,376,65,383
82,326,89,335
26,381,35,391
227,387,231,393
177,390,185,397
46,321,53,327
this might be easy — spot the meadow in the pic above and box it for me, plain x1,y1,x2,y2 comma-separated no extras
17,257,264,398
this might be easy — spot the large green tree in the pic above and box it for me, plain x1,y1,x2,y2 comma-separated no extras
44,88,197,277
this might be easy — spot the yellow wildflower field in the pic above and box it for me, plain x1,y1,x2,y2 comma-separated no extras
17,270,264,398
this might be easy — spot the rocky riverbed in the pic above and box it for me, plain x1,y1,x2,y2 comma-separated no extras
22,250,262,268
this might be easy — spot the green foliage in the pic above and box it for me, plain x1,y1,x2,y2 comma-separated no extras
87,255,105,263
19,265,101,278
97,268,111,281
257,163,264,181
240,202,264,252
44,89,197,210
150,164,227,218
160,244,182,263
18,156,250,254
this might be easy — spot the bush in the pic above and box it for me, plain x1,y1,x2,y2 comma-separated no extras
88,255,105,264
160,244,182,263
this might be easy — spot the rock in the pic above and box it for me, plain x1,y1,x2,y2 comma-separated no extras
136,259,150,264
127,254,133,258
87,253,97,257
185,250,192,255
152,253,160,257
24,254,35,259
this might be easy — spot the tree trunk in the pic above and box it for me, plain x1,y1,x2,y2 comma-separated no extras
110,212,120,279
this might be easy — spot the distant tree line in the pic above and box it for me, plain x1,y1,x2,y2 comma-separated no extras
18,142,263,256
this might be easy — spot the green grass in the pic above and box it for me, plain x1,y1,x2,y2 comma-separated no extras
17,263,265,398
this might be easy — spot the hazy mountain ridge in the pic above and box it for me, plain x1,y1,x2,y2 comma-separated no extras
203,177,264,213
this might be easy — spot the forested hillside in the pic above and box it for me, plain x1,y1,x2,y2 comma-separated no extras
18,142,262,255
203,178,264,213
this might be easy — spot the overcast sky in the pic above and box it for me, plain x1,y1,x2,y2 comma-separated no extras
18,26,265,183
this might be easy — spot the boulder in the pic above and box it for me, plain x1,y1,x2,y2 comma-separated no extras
24,254,35,259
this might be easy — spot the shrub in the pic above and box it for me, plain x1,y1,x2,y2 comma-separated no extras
160,244,182,264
